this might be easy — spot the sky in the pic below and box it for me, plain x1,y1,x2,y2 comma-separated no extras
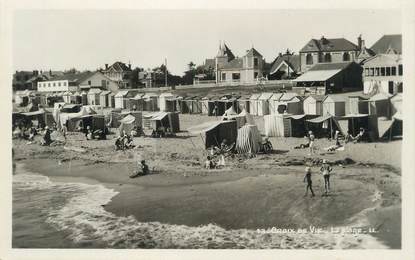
13,9,402,75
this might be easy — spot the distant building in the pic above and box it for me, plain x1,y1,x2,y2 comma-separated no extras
360,34,402,95
293,62,363,94
37,71,120,93
299,36,361,73
215,42,266,84
102,61,133,88
13,70,63,91
268,52,301,80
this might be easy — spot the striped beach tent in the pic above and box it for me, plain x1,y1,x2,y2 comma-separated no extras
235,124,262,154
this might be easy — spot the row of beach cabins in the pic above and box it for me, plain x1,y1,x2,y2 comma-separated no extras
16,89,401,120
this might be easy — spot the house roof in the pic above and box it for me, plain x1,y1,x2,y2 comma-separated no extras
300,37,359,52
269,54,301,74
323,95,346,103
106,61,132,72
258,93,274,100
293,69,341,82
370,34,402,54
304,95,326,102
49,71,94,84
245,47,262,57
308,62,354,71
280,92,299,101
217,43,235,60
220,58,243,69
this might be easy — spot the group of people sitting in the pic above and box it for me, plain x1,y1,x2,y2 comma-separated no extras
204,139,236,169
84,125,106,140
13,121,58,146
114,130,135,150
150,126,175,138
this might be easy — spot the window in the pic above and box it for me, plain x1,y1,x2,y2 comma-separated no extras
63,82,67,86
58,82,61,86
107,81,110,85
88,80,91,85
397,83,403,93
388,81,394,94
48,83,51,87
375,68,380,76
306,54,313,65
102,80,106,87
343,52,350,61
391,67,396,75
318,53,323,63
222,73,226,80
380,67,385,76
324,53,332,62
53,82,56,86
254,58,258,66
232,73,240,80
365,68,369,76
398,65,403,75
386,67,391,76
369,68,374,76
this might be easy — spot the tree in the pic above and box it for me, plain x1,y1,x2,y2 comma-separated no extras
130,67,145,88
182,61,197,85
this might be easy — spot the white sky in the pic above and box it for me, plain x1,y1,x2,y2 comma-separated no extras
13,9,401,75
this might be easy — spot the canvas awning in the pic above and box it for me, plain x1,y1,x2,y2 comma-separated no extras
341,114,369,119
21,110,45,116
393,112,402,121
119,114,136,124
99,91,111,96
293,69,341,82
115,90,129,97
187,121,222,134
149,112,169,121
287,114,307,120
307,114,333,123
369,92,393,101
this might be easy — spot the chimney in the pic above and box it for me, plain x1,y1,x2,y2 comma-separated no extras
128,63,131,69
358,34,362,50
49,69,52,76
105,64,108,70
361,39,366,50
279,52,282,57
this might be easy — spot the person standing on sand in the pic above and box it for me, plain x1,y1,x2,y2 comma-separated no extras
303,167,315,197
320,159,332,195
308,131,315,155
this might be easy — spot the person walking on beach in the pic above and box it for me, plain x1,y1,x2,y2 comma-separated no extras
303,167,315,197
320,159,333,195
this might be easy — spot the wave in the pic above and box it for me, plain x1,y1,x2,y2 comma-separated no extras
13,167,387,249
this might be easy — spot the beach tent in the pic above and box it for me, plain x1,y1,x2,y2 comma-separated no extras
107,92,115,108
190,96,203,114
348,95,369,115
146,112,180,133
165,95,180,112
249,93,261,116
380,112,402,140
87,88,101,106
142,93,159,111
118,112,143,134
264,114,311,137
60,104,82,113
269,93,283,114
178,97,190,114
390,93,402,116
115,90,129,109
81,91,88,105
188,120,237,149
62,91,71,103
368,92,392,119
128,93,145,111
99,91,111,108
158,92,175,112
236,94,251,113
275,93,303,115
303,95,325,115
81,114,106,132
58,106,97,131
70,92,82,104
222,108,255,128
322,95,346,116
235,124,262,154
109,109,123,128
306,114,344,139
200,96,210,115
339,114,379,141
257,93,273,116
219,95,239,113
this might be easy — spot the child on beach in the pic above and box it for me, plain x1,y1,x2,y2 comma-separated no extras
303,167,315,197
308,131,315,155
320,159,333,195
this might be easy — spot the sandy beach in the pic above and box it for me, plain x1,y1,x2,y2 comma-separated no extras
12,114,401,249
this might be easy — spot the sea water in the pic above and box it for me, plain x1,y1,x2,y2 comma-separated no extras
13,163,388,249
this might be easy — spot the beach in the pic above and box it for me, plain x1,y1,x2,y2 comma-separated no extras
12,114,401,249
